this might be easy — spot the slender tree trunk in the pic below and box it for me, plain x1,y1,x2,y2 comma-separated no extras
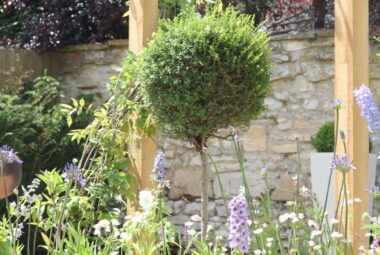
200,136,209,242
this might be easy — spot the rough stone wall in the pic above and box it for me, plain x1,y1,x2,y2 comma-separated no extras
54,31,380,236
55,40,129,100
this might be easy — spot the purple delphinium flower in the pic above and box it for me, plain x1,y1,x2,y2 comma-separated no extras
183,225,188,247
370,235,380,254
62,163,86,187
369,185,380,193
339,129,346,140
354,84,380,133
228,190,250,253
330,154,356,173
153,152,165,184
0,145,23,170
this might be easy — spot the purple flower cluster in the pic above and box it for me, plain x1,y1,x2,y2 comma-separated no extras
354,85,380,133
330,154,356,173
228,191,250,253
370,235,380,254
153,152,165,184
62,163,86,187
0,145,23,169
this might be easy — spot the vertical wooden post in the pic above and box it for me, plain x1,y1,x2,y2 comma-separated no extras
128,0,159,212
335,0,369,253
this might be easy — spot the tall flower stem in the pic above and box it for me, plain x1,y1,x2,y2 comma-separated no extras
0,164,15,252
320,108,340,224
343,172,349,255
158,193,167,255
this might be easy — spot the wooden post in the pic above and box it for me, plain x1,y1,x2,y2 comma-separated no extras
128,0,159,212
334,0,369,253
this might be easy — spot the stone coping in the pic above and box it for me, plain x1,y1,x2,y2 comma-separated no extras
57,39,129,52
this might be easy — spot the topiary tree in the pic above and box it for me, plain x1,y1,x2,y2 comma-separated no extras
140,3,271,240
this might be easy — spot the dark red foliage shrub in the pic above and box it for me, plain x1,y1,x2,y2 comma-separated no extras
1,0,128,50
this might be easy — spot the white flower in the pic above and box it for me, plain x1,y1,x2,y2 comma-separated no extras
311,230,322,239
308,240,315,247
254,228,263,235
120,232,132,242
331,232,343,238
313,245,321,251
191,214,201,222
139,190,155,212
185,221,194,227
308,220,318,228
254,250,262,255
279,213,290,223
286,201,295,206
298,213,305,219
300,186,310,197
266,242,272,248
111,219,120,227
93,219,111,236
354,198,362,203
266,237,273,242
330,218,339,225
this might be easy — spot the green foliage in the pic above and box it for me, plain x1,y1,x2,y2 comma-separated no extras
140,4,271,141
312,121,372,152
0,74,93,186
312,121,335,152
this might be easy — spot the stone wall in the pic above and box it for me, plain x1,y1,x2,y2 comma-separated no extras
53,31,380,236
55,40,129,100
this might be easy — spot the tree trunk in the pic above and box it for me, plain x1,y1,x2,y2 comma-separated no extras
200,137,209,242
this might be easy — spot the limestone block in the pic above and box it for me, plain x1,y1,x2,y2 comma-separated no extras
271,63,296,81
173,200,186,214
272,53,290,63
301,61,333,82
264,97,284,111
312,48,334,60
303,99,320,110
183,201,216,217
213,172,266,199
291,76,315,99
271,143,298,154
168,168,213,198
169,215,189,225
277,119,293,131
281,40,311,51
271,174,296,201
242,125,267,152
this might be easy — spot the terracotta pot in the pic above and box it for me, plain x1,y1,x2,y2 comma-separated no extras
0,161,22,198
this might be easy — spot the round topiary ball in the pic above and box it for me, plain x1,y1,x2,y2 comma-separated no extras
140,5,271,141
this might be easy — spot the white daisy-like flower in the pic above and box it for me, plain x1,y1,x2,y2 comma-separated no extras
185,221,194,227
139,190,155,212
93,219,111,236
254,250,262,255
111,219,120,227
308,240,315,247
279,213,290,223
311,230,322,239
313,245,321,251
254,228,263,235
330,218,339,225
331,232,343,239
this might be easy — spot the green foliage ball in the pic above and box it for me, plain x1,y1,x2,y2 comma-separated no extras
312,121,373,152
312,121,335,152
140,5,271,141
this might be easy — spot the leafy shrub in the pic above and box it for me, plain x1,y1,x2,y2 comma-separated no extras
0,74,94,185
140,4,271,141
312,121,335,152
312,121,372,152
0,0,128,50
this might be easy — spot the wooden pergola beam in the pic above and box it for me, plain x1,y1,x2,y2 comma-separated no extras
334,0,369,253
128,0,159,212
